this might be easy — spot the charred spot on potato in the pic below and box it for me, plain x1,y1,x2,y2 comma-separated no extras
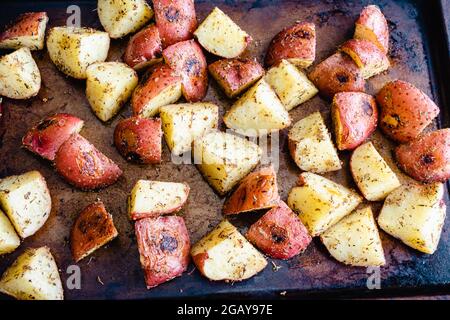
160,234,178,252
126,152,142,163
271,226,287,244
185,57,201,76
421,154,435,165
336,73,349,84
36,118,56,131
362,101,374,116
165,7,180,22
293,29,312,39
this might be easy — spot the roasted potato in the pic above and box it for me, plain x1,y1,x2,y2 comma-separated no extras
192,131,262,195
376,80,440,143
395,129,450,183
97,0,153,39
86,62,138,122
123,24,163,70
265,22,316,68
54,133,122,190
350,142,400,201
223,166,280,215
0,47,41,99
135,216,190,288
208,58,264,98
265,59,318,111
288,112,341,173
288,172,362,236
378,183,446,254
246,201,311,260
162,40,208,102
114,117,162,164
194,7,251,58
320,206,385,267
154,0,197,48
131,63,183,118
191,220,267,281
223,79,291,137
128,180,190,220
46,27,110,79
22,113,84,161
0,171,51,239
340,39,389,79
71,201,118,262
0,247,63,300
160,102,219,155
354,5,389,54
308,52,366,99
331,92,378,150
0,209,20,255
0,12,48,50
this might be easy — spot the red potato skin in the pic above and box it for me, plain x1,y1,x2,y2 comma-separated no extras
131,63,182,116
163,40,208,102
265,22,316,67
356,5,389,54
135,216,190,289
54,133,122,190
0,12,47,42
114,117,162,164
22,113,84,161
208,58,265,98
70,201,118,262
154,0,197,48
332,92,378,150
376,80,440,143
223,166,280,215
123,25,162,70
395,129,450,183
246,201,312,260
340,39,389,69
308,52,366,99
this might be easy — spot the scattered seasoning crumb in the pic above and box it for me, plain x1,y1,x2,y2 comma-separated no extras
87,256,94,265
188,267,196,275
280,291,287,296
42,97,48,102
97,276,104,286
271,261,281,272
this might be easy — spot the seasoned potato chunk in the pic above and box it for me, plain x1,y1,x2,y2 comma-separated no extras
123,24,163,70
354,5,389,54
0,209,20,255
0,12,48,50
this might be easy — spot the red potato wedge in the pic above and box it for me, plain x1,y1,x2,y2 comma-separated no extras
0,12,48,50
223,166,280,215
54,133,122,190
162,40,208,102
70,201,118,262
135,216,190,289
208,58,264,98
376,80,440,143
154,0,197,48
332,92,378,150
131,63,183,118
114,117,162,164
395,129,450,183
22,113,84,161
340,39,390,79
265,22,316,68
246,201,312,260
354,5,389,54
308,52,366,99
123,24,162,70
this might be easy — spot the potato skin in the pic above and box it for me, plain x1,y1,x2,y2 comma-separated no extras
22,113,84,161
135,216,190,289
54,133,122,190
265,22,316,68
355,5,389,54
246,201,311,260
395,129,450,183
308,52,365,99
0,12,48,50
376,80,440,143
123,24,162,70
114,117,162,164
332,92,378,150
163,40,208,102
208,58,264,98
223,166,280,215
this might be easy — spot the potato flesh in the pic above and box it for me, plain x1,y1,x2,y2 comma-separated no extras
288,172,362,236
191,220,267,281
160,103,219,155
288,112,341,173
378,183,445,254
265,60,318,111
320,207,385,266
86,62,138,122
0,171,51,238
0,247,63,300
0,209,20,254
